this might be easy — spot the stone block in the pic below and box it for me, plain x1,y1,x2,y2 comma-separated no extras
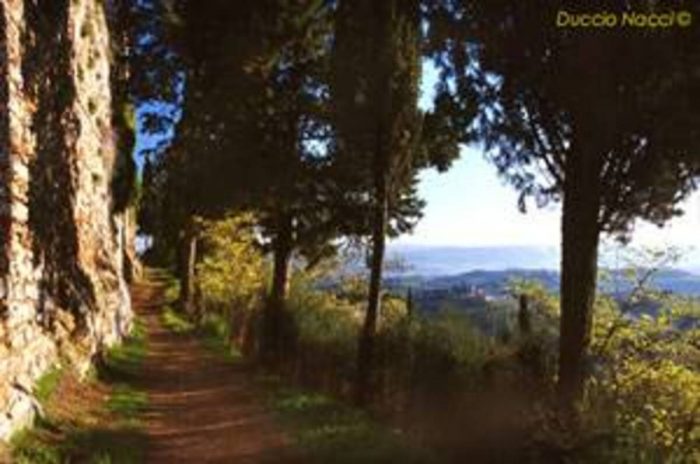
0,0,133,442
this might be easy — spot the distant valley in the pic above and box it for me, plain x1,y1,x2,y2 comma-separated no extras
386,244,700,277
380,245,700,314
386,267,700,297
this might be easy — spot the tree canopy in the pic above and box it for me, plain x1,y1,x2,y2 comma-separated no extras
425,0,700,404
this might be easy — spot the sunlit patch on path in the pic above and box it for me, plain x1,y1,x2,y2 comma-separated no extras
134,272,300,463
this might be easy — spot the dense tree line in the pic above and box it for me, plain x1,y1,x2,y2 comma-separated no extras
133,0,700,414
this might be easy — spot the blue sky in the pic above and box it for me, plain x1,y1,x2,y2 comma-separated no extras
390,62,700,250
392,148,700,250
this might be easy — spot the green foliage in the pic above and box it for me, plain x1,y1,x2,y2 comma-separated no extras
198,312,243,362
280,268,497,401
331,0,458,240
11,320,148,464
196,213,266,312
269,385,436,463
111,99,137,214
161,306,195,334
160,272,242,361
427,0,700,234
103,320,147,379
425,0,699,408
175,211,699,463
107,385,148,424
11,424,146,464
66,428,147,464
587,294,700,462
187,214,267,359
288,274,360,356
10,431,61,464
509,279,559,318
33,368,63,405
589,359,700,463
162,272,181,303
412,310,488,379
517,261,700,462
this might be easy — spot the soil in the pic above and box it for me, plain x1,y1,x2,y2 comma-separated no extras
134,275,301,464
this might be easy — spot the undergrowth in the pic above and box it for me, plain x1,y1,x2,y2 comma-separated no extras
161,306,195,334
160,271,428,463
10,319,149,464
264,378,437,463
33,368,63,405
161,305,241,362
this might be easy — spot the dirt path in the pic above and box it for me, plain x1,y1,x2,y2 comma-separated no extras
132,275,299,464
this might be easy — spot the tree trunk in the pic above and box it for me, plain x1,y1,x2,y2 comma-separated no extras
518,293,531,337
354,0,396,406
557,140,602,409
179,219,198,315
264,212,293,363
355,170,388,405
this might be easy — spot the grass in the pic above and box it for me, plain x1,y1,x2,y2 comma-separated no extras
66,427,147,464
264,380,436,464
107,385,149,425
157,269,180,304
157,269,426,462
12,424,147,464
161,304,242,362
161,306,195,334
199,313,242,362
159,269,240,360
10,318,149,464
105,320,147,370
10,430,61,464
33,368,64,405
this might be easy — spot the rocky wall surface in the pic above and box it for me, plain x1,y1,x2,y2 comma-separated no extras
0,0,132,441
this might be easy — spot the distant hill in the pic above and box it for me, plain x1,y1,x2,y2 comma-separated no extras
387,244,700,279
386,245,560,276
386,268,700,297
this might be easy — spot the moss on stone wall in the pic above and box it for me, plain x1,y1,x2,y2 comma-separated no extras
0,0,133,441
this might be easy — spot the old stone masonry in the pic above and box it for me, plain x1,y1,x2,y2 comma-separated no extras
0,0,133,440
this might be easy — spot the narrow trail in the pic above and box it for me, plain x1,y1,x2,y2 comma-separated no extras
131,274,300,464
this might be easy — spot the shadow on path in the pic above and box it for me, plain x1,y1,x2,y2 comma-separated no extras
132,272,300,464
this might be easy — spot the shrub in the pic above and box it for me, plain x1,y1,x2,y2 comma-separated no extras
196,213,267,313
587,295,700,462
411,310,488,388
195,213,267,352
286,274,361,390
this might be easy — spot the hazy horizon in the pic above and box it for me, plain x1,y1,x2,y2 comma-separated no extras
386,243,700,275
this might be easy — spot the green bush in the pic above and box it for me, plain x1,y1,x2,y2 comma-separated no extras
408,310,488,390
585,295,700,462
289,276,359,357
518,268,700,462
196,213,267,313
161,306,195,334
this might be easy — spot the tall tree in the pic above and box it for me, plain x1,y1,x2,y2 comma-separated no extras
140,0,285,310
332,0,460,404
126,0,185,266
243,2,338,362
426,0,700,407
147,1,341,337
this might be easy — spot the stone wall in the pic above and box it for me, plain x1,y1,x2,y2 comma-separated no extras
0,0,132,441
